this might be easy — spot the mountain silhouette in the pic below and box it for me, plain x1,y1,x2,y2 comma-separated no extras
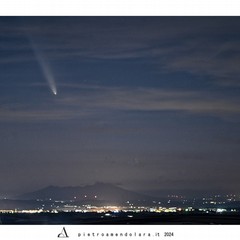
18,183,155,204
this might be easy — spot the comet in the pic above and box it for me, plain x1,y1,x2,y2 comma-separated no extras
30,38,57,96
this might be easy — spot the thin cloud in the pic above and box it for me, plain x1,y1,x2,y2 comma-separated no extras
1,86,239,122
1,17,240,87
57,86,240,115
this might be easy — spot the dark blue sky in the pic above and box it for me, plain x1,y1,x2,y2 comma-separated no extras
0,17,240,196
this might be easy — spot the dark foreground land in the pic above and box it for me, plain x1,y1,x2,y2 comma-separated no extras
0,212,240,224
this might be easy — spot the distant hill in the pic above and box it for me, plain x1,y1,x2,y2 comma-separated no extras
17,183,155,204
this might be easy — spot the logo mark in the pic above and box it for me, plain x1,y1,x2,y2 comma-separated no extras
58,227,69,238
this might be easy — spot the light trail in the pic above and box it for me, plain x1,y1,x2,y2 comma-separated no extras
30,38,57,96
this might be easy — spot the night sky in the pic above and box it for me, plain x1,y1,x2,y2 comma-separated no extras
0,17,240,196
